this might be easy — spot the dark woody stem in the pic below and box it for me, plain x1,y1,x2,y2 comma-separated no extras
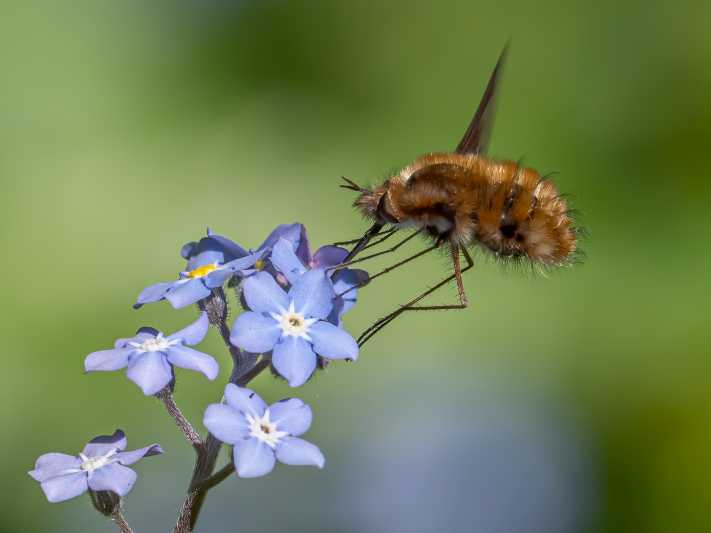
191,462,236,493
156,388,203,450
111,508,134,533
90,491,133,532
173,289,270,533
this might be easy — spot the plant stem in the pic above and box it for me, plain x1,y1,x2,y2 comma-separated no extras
192,463,235,493
173,290,270,533
111,508,133,533
157,388,203,451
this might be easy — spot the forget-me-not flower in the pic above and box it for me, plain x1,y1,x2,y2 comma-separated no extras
203,384,324,478
237,223,309,278
271,238,368,325
135,229,264,309
29,430,162,503
85,312,218,395
230,270,358,387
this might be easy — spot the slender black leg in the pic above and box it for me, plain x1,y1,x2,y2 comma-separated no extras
357,246,474,347
332,227,398,248
329,230,422,272
335,243,440,298
335,242,441,298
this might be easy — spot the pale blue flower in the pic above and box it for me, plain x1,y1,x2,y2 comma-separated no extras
203,385,324,478
29,430,162,503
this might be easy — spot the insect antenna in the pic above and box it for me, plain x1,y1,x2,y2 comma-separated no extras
339,176,366,192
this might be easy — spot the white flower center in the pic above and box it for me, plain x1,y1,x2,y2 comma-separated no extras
129,333,177,353
79,449,118,473
245,409,288,449
271,301,318,341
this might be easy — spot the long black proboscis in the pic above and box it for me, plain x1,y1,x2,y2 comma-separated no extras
344,222,384,262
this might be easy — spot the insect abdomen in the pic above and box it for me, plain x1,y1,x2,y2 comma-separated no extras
469,158,576,265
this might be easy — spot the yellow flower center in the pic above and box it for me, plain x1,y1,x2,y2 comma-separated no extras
254,259,265,271
187,263,219,278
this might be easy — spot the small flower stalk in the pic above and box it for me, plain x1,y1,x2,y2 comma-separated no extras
31,223,367,532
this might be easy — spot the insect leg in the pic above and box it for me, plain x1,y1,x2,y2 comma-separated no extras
329,230,422,272
356,246,474,347
335,242,440,299
331,228,399,251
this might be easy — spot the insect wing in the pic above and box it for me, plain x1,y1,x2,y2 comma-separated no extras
455,45,508,155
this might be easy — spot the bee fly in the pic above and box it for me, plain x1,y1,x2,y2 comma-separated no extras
334,47,580,346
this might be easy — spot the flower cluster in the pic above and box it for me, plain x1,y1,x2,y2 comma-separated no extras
30,223,367,523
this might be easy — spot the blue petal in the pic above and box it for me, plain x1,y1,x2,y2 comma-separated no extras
135,281,176,306
241,272,289,314
233,439,276,478
272,336,317,387
167,312,209,346
204,234,248,262
309,321,359,361
115,444,163,466
205,251,266,286
271,238,307,284
186,234,248,269
165,279,211,309
312,245,348,268
84,348,133,372
166,345,219,380
202,267,235,288
231,312,281,354
275,437,325,469
83,430,127,457
115,332,153,349
181,241,199,259
87,463,137,496
288,269,334,319
224,384,267,416
126,353,173,395
257,223,303,253
269,398,312,436
203,404,250,445
29,453,82,482
40,472,88,503
294,225,311,265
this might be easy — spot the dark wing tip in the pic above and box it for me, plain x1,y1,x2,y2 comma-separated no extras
454,44,509,155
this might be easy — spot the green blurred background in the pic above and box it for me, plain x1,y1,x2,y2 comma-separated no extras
2,1,710,531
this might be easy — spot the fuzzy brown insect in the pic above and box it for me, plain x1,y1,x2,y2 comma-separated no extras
336,47,579,346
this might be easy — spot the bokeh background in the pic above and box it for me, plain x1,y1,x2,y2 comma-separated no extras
2,1,710,532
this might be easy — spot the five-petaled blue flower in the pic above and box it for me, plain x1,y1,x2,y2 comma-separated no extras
85,312,218,395
134,224,308,309
231,270,358,387
29,430,162,503
134,229,263,309
203,384,324,478
271,238,368,325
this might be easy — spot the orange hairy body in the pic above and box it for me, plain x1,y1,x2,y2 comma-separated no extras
355,153,576,266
